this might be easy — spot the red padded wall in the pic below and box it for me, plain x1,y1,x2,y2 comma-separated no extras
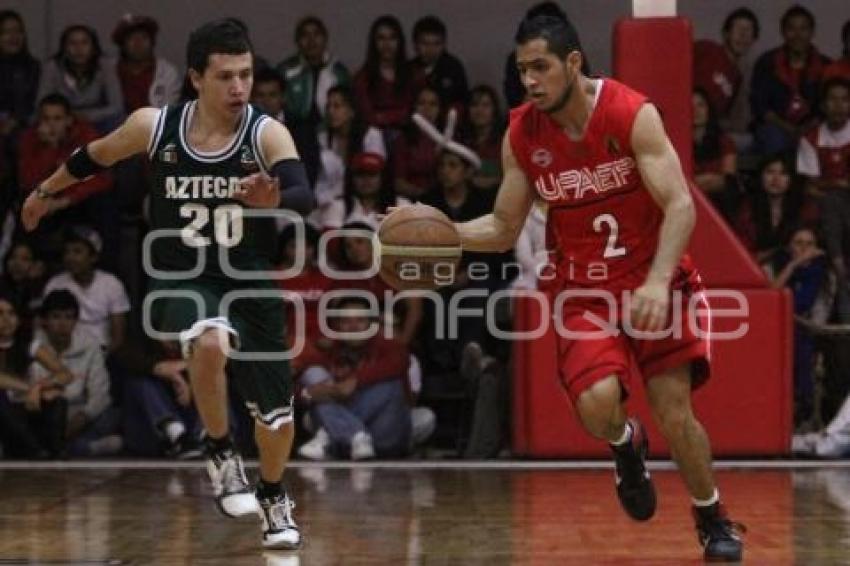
512,291,793,456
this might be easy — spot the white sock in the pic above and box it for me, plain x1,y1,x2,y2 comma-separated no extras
692,488,720,507
609,422,632,446
164,421,186,443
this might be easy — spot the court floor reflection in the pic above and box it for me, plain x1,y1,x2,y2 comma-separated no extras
0,465,847,564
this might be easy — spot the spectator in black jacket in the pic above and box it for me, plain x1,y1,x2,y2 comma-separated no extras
409,16,469,115
750,5,831,154
0,10,40,141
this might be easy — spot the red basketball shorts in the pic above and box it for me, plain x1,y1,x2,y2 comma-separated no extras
553,288,711,403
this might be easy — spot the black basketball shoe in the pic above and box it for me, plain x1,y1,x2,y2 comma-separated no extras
610,418,657,521
693,502,745,562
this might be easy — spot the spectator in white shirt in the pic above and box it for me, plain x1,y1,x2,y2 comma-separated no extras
321,152,409,230
41,226,130,352
512,201,550,290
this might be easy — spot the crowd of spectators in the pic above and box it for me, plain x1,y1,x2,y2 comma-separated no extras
0,3,849,460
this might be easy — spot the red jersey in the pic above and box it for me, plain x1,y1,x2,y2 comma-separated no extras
509,78,696,295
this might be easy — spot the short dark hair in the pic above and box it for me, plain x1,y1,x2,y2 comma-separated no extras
186,19,253,74
295,16,327,43
253,67,286,92
781,5,815,32
39,93,72,114
41,289,80,318
413,16,446,41
525,2,567,22
822,77,850,99
842,19,850,56
279,223,319,250
723,7,760,40
515,14,583,59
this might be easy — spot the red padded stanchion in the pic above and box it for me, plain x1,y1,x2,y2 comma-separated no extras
511,290,793,457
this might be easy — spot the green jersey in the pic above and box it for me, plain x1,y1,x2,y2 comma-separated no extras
148,101,279,282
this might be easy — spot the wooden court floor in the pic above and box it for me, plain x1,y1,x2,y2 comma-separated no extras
0,462,848,565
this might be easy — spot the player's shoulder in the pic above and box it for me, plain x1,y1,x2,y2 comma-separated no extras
507,101,543,142
508,101,536,125
599,78,647,108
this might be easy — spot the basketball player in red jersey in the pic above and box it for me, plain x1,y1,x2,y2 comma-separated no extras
455,15,743,561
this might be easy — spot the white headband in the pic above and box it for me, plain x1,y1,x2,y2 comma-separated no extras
412,108,482,170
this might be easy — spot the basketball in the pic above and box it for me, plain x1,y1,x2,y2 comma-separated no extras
377,204,463,290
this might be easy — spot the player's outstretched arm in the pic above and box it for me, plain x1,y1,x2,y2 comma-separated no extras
235,119,314,214
22,107,159,231
633,104,696,285
456,132,535,253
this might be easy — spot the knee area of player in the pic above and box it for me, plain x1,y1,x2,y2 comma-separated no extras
192,330,232,359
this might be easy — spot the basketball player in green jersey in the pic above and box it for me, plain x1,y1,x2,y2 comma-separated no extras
22,20,313,550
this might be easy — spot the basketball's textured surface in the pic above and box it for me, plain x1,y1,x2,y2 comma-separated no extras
377,204,463,290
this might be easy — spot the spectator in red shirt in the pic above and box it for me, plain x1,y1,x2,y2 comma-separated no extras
692,89,738,218
751,5,832,155
18,94,111,204
353,15,415,137
331,221,423,346
276,223,333,348
460,85,505,192
823,20,850,82
693,7,758,120
111,14,180,112
392,85,444,199
296,295,412,460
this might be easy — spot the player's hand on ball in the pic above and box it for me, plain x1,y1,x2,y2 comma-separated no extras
234,172,281,208
21,191,51,232
630,279,670,332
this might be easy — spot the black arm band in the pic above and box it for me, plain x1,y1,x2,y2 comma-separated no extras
66,144,107,180
271,158,315,216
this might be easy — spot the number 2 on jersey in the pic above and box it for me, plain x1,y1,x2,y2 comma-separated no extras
592,213,627,258
180,203,244,248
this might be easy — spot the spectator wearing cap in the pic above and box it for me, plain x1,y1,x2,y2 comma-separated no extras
320,151,410,230
750,5,832,155
36,24,124,133
409,16,469,116
112,14,180,112
276,16,350,128
41,226,130,352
